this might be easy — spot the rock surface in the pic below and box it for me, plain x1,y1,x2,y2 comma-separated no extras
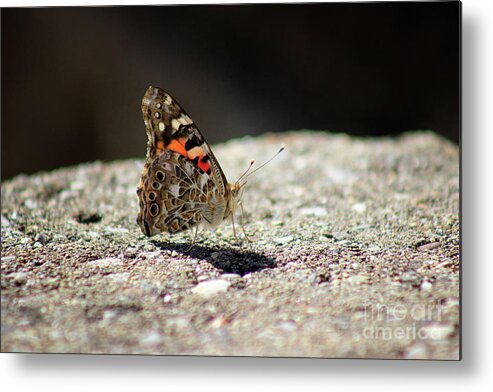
1,131,460,359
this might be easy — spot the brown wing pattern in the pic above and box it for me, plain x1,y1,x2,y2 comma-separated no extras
136,86,230,237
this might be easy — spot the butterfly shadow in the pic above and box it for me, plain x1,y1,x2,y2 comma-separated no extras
150,240,277,276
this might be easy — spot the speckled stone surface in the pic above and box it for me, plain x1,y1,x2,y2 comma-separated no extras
1,131,460,359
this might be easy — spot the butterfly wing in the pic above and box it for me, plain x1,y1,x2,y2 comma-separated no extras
137,86,231,237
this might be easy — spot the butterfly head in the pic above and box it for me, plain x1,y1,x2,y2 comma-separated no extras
230,181,245,203
225,181,243,218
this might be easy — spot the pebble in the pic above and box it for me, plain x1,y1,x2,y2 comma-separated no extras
52,234,67,242
105,272,130,283
163,294,172,303
418,242,441,251
88,257,123,267
87,231,100,239
299,206,328,217
1,256,16,263
436,260,453,269
347,274,369,285
320,228,334,238
404,343,428,359
139,250,161,259
170,250,178,257
105,227,129,234
35,233,50,245
103,310,117,320
351,202,367,214
211,252,221,260
140,332,162,346
394,193,411,200
167,318,189,330
59,189,79,201
140,281,157,291
420,280,433,291
276,235,294,245
11,272,28,286
124,247,138,258
278,321,297,332
24,199,38,209
185,259,198,267
400,271,420,284
49,330,62,340
221,273,241,280
1,215,11,228
70,181,85,191
191,280,231,299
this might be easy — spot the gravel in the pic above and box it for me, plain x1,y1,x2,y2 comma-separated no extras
1,130,460,359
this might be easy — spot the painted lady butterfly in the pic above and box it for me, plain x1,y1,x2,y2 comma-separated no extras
136,86,246,240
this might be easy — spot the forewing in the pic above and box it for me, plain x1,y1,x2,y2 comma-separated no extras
136,86,230,236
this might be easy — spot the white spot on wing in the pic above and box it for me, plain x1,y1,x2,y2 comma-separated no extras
179,114,193,125
159,122,165,131
186,163,194,176
169,184,180,197
200,173,209,189
163,162,172,172
171,118,180,130
187,146,203,159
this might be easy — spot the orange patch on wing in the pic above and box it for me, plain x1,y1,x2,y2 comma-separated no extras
156,141,165,154
188,146,211,173
198,159,211,173
167,138,211,173
167,138,188,157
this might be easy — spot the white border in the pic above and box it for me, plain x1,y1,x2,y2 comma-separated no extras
2,0,493,390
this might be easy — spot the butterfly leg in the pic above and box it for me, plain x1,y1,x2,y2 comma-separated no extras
239,201,252,243
186,225,200,252
230,211,241,245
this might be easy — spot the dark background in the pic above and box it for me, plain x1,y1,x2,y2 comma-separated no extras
1,2,460,180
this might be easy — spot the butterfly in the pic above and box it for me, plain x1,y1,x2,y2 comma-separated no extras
136,86,247,241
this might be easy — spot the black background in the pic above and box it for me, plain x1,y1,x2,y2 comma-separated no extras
1,2,460,180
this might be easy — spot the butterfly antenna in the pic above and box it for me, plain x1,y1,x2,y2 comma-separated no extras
239,146,285,184
236,160,255,183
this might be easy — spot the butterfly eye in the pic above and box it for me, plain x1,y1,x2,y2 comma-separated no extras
152,181,161,190
155,171,165,181
148,191,156,201
149,203,160,217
